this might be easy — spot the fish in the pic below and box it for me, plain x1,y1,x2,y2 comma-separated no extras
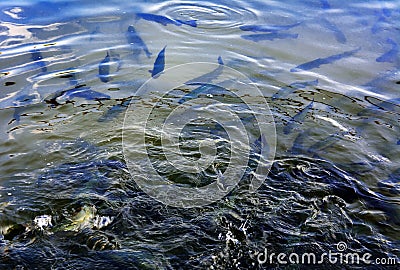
272,79,318,100
30,49,47,73
59,88,111,101
58,68,79,86
98,51,122,83
397,139,400,145
58,205,96,232
178,83,231,104
376,38,398,63
355,97,400,136
98,98,131,122
246,133,272,189
239,22,301,33
290,48,360,72
126,25,152,60
283,99,314,135
290,128,312,155
320,0,331,9
175,19,197,27
250,134,270,159
371,14,390,34
307,132,345,155
185,56,224,85
362,69,399,92
136,13,197,27
381,6,392,17
320,18,346,44
149,46,166,78
89,26,101,42
241,32,299,42
98,52,111,83
45,85,111,105
8,93,39,124
217,56,224,65
360,96,400,114
136,13,181,26
344,161,377,176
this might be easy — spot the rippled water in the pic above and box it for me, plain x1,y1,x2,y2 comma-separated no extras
0,0,399,269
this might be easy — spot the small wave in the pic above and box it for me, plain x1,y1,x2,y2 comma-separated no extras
154,0,258,29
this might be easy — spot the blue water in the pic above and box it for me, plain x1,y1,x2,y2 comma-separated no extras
0,0,399,269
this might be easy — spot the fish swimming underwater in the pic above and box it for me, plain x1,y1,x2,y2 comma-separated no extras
290,48,360,72
283,99,314,135
8,93,40,124
320,0,331,9
149,46,166,78
126,25,152,60
58,68,80,86
319,18,346,44
239,22,301,33
98,51,122,83
99,52,111,83
272,79,318,100
30,49,47,73
217,56,224,65
136,13,180,26
185,56,224,85
89,26,101,42
290,128,312,155
175,19,197,27
371,14,391,34
45,85,111,105
362,69,399,92
376,38,398,63
307,132,346,157
241,32,299,42
178,83,232,104
249,134,270,164
98,98,131,122
136,13,197,27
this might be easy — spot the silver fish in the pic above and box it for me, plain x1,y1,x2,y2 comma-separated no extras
283,99,314,134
